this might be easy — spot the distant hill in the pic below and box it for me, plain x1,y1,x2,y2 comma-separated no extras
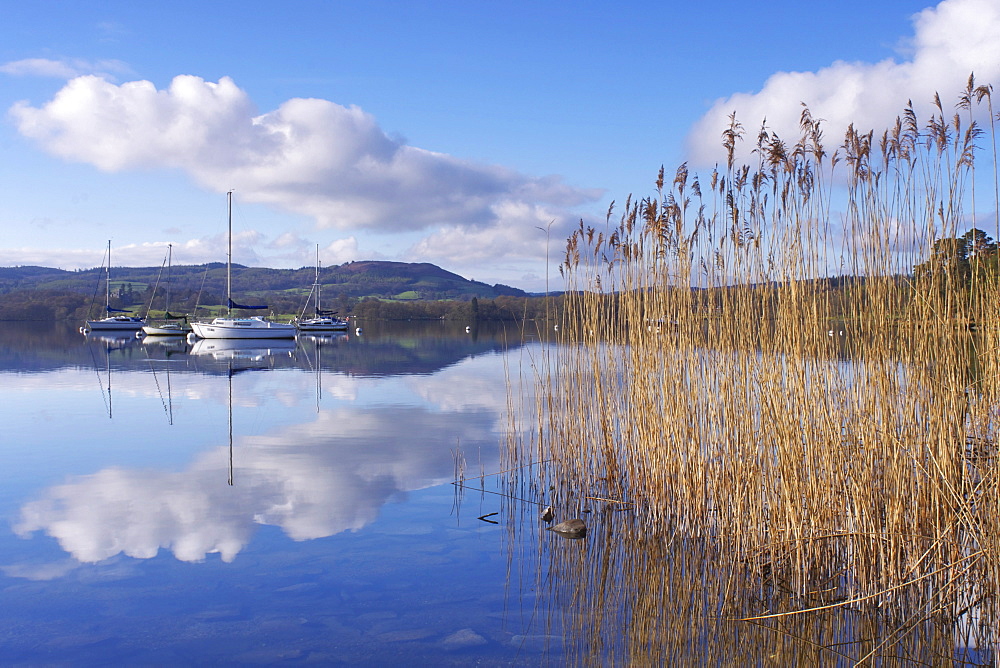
321,261,528,300
0,260,528,302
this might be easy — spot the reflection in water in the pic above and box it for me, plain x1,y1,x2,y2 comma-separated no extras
84,332,138,346
2,321,573,664
145,355,176,425
189,337,297,365
0,320,530,376
140,334,190,355
297,332,350,412
84,331,140,419
509,505,995,664
88,336,114,419
16,403,502,562
14,323,521,567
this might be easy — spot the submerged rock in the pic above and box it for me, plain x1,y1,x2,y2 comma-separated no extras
441,628,488,650
547,518,586,538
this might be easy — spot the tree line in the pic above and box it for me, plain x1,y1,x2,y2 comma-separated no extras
0,282,564,323
5,227,992,324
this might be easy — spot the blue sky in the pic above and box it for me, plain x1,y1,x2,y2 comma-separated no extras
1,0,996,291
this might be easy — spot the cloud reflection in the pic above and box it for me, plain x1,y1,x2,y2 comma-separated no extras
1,559,79,581
15,400,503,568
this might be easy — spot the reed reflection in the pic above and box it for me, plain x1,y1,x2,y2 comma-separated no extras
513,506,992,664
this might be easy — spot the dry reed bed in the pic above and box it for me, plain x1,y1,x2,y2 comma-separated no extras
511,81,1000,657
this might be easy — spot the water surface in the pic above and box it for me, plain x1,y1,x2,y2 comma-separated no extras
0,321,558,666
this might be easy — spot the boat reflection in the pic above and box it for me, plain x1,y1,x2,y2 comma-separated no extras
83,331,140,347
83,330,142,418
140,335,190,355
297,332,349,345
189,337,296,366
297,332,350,411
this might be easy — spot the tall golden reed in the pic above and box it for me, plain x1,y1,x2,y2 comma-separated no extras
511,78,1000,659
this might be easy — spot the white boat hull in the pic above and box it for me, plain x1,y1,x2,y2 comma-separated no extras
190,317,296,339
142,323,191,336
295,317,349,332
86,317,145,331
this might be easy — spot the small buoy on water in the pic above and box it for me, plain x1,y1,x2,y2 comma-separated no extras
465,326,471,333
540,505,554,522
547,518,586,539
355,327,362,335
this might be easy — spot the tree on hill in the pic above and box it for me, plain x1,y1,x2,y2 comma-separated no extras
912,228,999,323
913,228,998,281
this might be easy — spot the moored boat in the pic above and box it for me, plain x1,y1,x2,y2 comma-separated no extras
295,316,349,332
294,245,349,333
143,244,191,336
85,241,145,332
189,192,296,340
142,321,191,336
190,314,297,339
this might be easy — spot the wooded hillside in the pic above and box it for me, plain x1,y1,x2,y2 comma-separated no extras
0,260,543,322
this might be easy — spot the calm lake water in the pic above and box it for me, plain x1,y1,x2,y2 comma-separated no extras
8,321,991,665
0,320,564,666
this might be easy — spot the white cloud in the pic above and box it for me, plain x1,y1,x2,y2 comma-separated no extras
269,231,304,250
407,200,573,270
323,237,360,265
9,75,601,242
10,76,255,171
0,57,130,80
686,0,1000,167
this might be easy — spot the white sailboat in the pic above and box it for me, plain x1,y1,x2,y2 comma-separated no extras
294,245,349,332
189,192,296,340
142,244,191,336
85,240,146,331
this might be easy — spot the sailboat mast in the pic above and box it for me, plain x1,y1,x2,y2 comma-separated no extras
226,190,233,316
228,362,234,486
166,243,172,314
105,240,111,314
315,244,321,313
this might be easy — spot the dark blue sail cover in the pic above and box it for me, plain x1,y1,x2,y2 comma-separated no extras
228,298,267,310
106,306,133,313
315,308,337,316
